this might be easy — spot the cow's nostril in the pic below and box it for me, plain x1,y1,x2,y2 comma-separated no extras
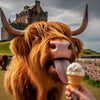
68,44,71,50
49,42,56,49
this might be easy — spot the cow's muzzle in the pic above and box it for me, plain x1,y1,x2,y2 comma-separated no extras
49,41,71,59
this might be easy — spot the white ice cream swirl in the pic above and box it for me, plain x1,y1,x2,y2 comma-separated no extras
67,63,85,76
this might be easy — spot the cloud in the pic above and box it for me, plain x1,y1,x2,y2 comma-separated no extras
48,7,81,22
50,0,100,19
77,19,100,40
83,40,100,53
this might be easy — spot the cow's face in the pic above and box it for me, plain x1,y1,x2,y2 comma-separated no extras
10,22,83,84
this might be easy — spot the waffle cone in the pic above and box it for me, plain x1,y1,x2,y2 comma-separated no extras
67,74,84,89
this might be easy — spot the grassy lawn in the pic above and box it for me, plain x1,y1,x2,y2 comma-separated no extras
0,68,13,100
82,81,100,100
0,41,12,55
0,68,100,100
82,49,100,56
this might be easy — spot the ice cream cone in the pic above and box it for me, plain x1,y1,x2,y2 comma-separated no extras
66,63,85,100
67,74,84,89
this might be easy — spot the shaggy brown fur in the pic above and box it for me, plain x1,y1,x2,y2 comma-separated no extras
4,21,83,100
0,55,8,70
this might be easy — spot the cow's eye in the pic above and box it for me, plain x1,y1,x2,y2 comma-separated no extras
32,36,35,40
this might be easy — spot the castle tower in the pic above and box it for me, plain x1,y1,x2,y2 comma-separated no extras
16,0,48,24
35,0,41,14
1,0,48,41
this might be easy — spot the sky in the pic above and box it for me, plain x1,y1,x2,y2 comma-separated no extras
0,0,100,53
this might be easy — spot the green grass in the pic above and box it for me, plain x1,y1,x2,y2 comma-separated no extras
0,41,12,55
82,49,100,56
83,75,100,88
88,80,100,88
83,75,89,80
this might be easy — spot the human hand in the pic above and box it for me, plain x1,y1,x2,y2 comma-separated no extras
65,85,96,100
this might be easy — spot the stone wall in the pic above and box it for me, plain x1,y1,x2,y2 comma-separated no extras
77,58,100,81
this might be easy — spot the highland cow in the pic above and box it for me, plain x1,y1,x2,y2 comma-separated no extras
0,55,9,70
0,4,88,100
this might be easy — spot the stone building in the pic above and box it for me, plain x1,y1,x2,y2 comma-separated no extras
1,0,48,41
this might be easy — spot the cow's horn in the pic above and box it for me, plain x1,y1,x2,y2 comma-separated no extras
72,4,88,36
0,7,24,37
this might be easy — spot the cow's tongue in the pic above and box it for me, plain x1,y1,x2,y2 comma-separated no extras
54,59,70,85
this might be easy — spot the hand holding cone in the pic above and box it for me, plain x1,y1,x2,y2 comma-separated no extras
66,63,85,100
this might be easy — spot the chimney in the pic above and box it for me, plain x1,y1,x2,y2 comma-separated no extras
35,0,40,13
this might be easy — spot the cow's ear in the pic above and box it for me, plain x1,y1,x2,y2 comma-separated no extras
72,37,83,57
10,36,30,58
